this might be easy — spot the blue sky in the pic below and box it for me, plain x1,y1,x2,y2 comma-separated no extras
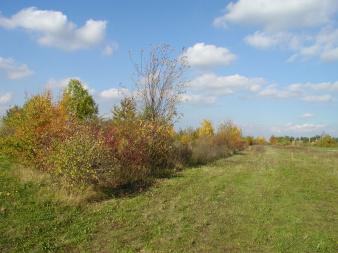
0,0,338,138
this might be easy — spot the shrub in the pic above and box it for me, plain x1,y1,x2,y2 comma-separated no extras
190,136,231,164
170,141,193,168
174,120,246,165
44,123,119,192
105,119,175,179
0,90,72,167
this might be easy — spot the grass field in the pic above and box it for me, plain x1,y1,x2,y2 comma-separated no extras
1,146,338,252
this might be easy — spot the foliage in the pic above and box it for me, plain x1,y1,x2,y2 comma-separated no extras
254,136,267,144
111,97,136,122
244,136,254,146
174,119,246,165
44,123,118,191
269,135,278,145
197,119,214,137
62,79,98,120
0,90,72,166
0,89,176,194
316,133,337,147
216,120,245,151
104,119,175,181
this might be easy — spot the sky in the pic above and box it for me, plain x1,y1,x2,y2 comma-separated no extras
0,0,338,138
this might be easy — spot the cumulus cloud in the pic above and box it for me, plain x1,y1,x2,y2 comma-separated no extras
184,43,237,69
190,72,338,103
247,28,338,62
258,81,338,101
290,27,338,62
0,57,34,79
245,31,308,50
190,73,265,96
0,92,12,104
245,31,282,49
181,93,218,106
258,84,305,99
304,81,338,93
0,7,107,51
99,88,129,100
214,0,338,32
214,0,338,62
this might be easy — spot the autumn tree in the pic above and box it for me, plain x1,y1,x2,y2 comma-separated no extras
255,136,267,144
245,136,254,146
62,79,98,120
269,135,278,145
111,97,136,122
129,43,189,123
197,119,214,137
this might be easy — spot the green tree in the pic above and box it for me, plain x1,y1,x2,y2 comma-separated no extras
62,79,98,120
245,136,254,146
111,97,136,122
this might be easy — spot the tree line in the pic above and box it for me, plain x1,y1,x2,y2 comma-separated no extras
244,134,338,147
0,44,246,198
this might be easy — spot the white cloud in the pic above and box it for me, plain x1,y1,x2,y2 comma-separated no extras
190,73,265,96
304,81,338,93
99,88,129,100
271,123,327,134
189,74,338,103
258,84,305,99
181,93,218,106
214,0,338,32
246,27,338,62
245,31,307,50
300,94,335,102
245,31,282,49
102,41,119,56
184,43,237,69
298,27,338,62
0,92,12,104
0,7,107,51
300,113,314,118
321,48,338,62
0,57,34,79
258,81,338,101
214,1,338,62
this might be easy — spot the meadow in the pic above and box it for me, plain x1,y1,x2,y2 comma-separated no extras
1,145,337,252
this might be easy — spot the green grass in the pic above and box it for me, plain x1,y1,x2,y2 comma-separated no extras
1,146,338,252
309,146,338,152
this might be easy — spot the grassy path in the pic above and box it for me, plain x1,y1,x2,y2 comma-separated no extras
1,146,338,252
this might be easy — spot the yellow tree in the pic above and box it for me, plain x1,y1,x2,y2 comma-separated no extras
255,136,267,144
197,119,214,137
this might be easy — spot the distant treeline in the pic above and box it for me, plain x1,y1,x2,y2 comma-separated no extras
244,134,338,147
